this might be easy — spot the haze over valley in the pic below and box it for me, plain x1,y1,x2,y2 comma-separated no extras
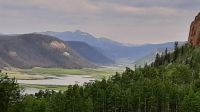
0,30,182,93
1,1,200,112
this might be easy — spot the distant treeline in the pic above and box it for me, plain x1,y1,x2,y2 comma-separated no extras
1,42,200,112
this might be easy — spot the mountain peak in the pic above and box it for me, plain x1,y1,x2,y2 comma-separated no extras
75,30,81,33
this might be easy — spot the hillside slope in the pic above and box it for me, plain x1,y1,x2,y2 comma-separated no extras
0,34,95,69
66,41,114,65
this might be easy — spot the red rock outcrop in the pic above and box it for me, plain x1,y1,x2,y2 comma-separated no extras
188,13,200,45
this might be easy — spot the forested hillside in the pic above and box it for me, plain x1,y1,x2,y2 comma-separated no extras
2,42,200,112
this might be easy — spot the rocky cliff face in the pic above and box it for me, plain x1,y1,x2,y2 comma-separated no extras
188,13,200,45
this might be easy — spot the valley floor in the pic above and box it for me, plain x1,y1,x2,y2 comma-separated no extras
2,66,124,93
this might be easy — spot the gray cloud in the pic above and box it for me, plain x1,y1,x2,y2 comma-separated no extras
0,0,199,44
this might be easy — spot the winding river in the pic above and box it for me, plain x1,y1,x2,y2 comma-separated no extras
18,75,95,85
18,75,96,94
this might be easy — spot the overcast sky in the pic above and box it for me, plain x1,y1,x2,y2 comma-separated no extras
0,0,200,44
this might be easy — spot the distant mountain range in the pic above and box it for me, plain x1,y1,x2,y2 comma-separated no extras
0,31,184,69
40,30,184,63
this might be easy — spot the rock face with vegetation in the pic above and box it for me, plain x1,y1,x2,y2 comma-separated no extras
188,12,200,45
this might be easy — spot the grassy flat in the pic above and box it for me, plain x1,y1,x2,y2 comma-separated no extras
2,67,124,93
20,84,68,91
2,70,45,80
2,67,124,80
19,67,124,79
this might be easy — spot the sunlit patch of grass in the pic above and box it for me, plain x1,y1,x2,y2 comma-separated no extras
20,84,68,91
2,70,45,80
20,67,124,78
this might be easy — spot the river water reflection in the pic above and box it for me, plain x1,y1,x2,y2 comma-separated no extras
18,75,96,85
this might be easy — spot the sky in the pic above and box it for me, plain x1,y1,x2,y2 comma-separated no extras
0,0,200,44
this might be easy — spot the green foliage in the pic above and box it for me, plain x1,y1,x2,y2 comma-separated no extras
5,42,200,112
181,92,200,112
0,73,21,112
